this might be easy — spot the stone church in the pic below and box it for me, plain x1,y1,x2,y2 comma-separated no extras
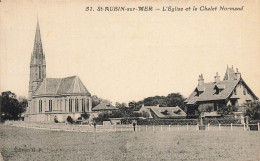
24,21,92,122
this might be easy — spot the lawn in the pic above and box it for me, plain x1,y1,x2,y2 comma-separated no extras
0,124,259,161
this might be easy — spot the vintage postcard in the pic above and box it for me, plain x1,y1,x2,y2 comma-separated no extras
0,0,259,160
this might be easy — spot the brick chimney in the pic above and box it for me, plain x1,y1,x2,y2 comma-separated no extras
198,74,204,86
214,72,220,83
235,68,241,80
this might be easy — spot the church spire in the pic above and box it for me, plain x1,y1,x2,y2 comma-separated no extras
31,19,43,64
29,19,46,100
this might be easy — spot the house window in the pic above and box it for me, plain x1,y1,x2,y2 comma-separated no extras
82,99,85,112
49,100,52,111
69,99,72,112
215,88,219,95
246,100,252,103
39,100,42,113
75,98,78,112
234,89,237,95
243,88,246,95
195,91,203,96
214,103,218,111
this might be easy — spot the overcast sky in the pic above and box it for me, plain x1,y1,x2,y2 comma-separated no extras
1,0,259,103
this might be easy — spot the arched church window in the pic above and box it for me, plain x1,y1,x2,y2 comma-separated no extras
69,99,72,112
75,98,79,112
82,98,85,112
39,67,41,79
49,100,52,111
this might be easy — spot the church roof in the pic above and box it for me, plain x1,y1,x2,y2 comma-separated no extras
33,76,90,97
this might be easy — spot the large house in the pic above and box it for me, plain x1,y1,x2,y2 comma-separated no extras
184,66,258,118
24,21,92,122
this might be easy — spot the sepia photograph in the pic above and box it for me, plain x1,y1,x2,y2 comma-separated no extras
0,0,260,160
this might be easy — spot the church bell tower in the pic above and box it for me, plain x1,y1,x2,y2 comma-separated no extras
28,20,46,101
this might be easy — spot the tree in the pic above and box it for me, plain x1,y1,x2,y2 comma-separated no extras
128,101,136,109
143,96,168,107
166,93,186,110
244,101,260,120
91,95,111,108
0,91,27,121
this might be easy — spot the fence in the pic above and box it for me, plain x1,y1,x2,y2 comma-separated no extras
4,121,260,133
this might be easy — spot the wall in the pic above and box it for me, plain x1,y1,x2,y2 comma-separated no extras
231,82,256,106
25,95,92,122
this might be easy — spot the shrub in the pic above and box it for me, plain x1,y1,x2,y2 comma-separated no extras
137,119,199,125
54,117,59,123
248,120,259,131
66,116,74,124
81,113,90,120
203,118,240,125
244,102,260,120
137,118,241,125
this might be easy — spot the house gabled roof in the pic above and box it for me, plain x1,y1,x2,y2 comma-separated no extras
185,78,259,105
239,78,259,100
185,66,259,105
185,79,239,105
137,105,186,118
33,76,90,97
92,103,117,111
149,106,186,118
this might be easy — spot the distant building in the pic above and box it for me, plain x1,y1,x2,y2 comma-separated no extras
184,66,259,118
25,20,92,122
92,103,117,112
92,103,117,117
137,104,186,119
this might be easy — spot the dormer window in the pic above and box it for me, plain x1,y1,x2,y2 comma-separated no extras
195,87,204,96
214,84,224,95
215,88,220,95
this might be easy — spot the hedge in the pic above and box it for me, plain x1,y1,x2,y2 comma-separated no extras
137,119,199,125
137,118,241,125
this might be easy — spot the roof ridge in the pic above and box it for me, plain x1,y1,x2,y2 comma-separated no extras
77,77,81,93
55,79,62,95
67,77,76,94
73,77,80,93
63,75,77,79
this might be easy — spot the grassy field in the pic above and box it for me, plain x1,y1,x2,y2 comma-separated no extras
0,124,259,161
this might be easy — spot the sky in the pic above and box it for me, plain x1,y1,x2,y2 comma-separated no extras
0,0,260,104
